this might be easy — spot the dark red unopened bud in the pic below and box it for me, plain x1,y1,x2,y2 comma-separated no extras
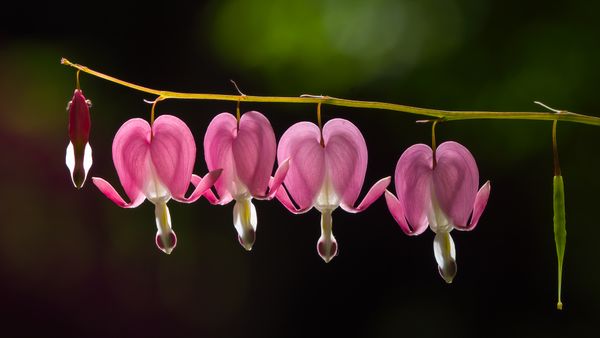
66,89,93,188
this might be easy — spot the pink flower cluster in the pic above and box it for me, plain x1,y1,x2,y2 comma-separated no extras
67,94,490,282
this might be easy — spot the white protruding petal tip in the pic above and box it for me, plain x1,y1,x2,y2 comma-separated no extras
433,232,457,283
317,209,338,263
317,235,338,263
156,230,177,254
233,198,258,251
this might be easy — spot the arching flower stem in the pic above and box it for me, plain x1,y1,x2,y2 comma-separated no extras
60,58,600,126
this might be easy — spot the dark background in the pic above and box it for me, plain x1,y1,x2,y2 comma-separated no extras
1,0,599,337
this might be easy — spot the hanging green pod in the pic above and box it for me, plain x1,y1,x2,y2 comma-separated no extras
553,174,566,310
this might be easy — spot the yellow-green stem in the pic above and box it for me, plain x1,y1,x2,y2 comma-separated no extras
76,69,81,90
431,120,438,168
317,102,324,147
61,58,600,126
552,120,561,176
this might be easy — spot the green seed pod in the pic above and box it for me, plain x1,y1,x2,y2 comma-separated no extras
553,175,566,310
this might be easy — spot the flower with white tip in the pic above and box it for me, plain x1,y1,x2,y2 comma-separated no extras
92,115,221,254
385,141,491,283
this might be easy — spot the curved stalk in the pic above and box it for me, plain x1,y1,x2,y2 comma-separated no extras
61,58,600,126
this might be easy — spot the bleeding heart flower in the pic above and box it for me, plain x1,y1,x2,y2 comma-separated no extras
276,118,390,262
92,115,222,254
385,141,491,283
202,111,289,250
66,89,93,188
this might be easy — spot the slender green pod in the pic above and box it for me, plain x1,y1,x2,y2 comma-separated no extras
553,174,566,310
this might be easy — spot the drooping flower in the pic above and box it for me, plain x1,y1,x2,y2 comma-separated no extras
66,89,93,188
276,118,391,262
385,141,491,283
92,115,222,254
202,111,289,250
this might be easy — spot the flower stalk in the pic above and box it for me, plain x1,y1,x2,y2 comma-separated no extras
61,58,600,126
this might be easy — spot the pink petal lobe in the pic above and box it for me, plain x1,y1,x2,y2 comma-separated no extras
260,158,289,200
174,169,223,203
275,185,312,214
457,180,491,231
341,176,390,213
323,119,368,208
112,118,153,203
395,144,433,233
92,177,145,208
190,174,234,205
277,122,325,210
232,111,277,197
150,115,196,199
433,141,479,228
385,190,424,236
204,113,237,200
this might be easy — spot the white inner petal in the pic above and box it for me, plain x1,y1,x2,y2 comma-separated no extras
433,231,457,283
65,142,75,185
155,201,172,236
233,196,257,250
145,166,171,204
318,208,338,263
428,191,453,233
315,175,340,212
155,201,176,254
231,176,249,200
83,142,93,177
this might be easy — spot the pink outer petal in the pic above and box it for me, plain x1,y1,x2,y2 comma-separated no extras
190,175,234,205
277,121,325,211
322,118,368,208
456,180,491,231
384,190,427,236
395,144,433,233
92,177,145,208
258,158,289,200
150,115,197,199
341,177,391,213
203,188,234,205
275,184,312,214
111,118,153,204
433,141,479,227
174,169,223,203
233,111,277,197
204,113,236,202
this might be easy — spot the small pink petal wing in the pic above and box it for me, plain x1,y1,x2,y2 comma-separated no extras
433,141,479,228
112,118,153,204
151,115,196,200
323,118,367,208
261,158,289,200
277,122,325,210
275,184,312,214
233,111,277,197
457,180,491,231
395,144,433,233
202,187,234,205
385,189,427,236
204,113,237,202
341,177,390,213
174,169,223,203
92,177,145,208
